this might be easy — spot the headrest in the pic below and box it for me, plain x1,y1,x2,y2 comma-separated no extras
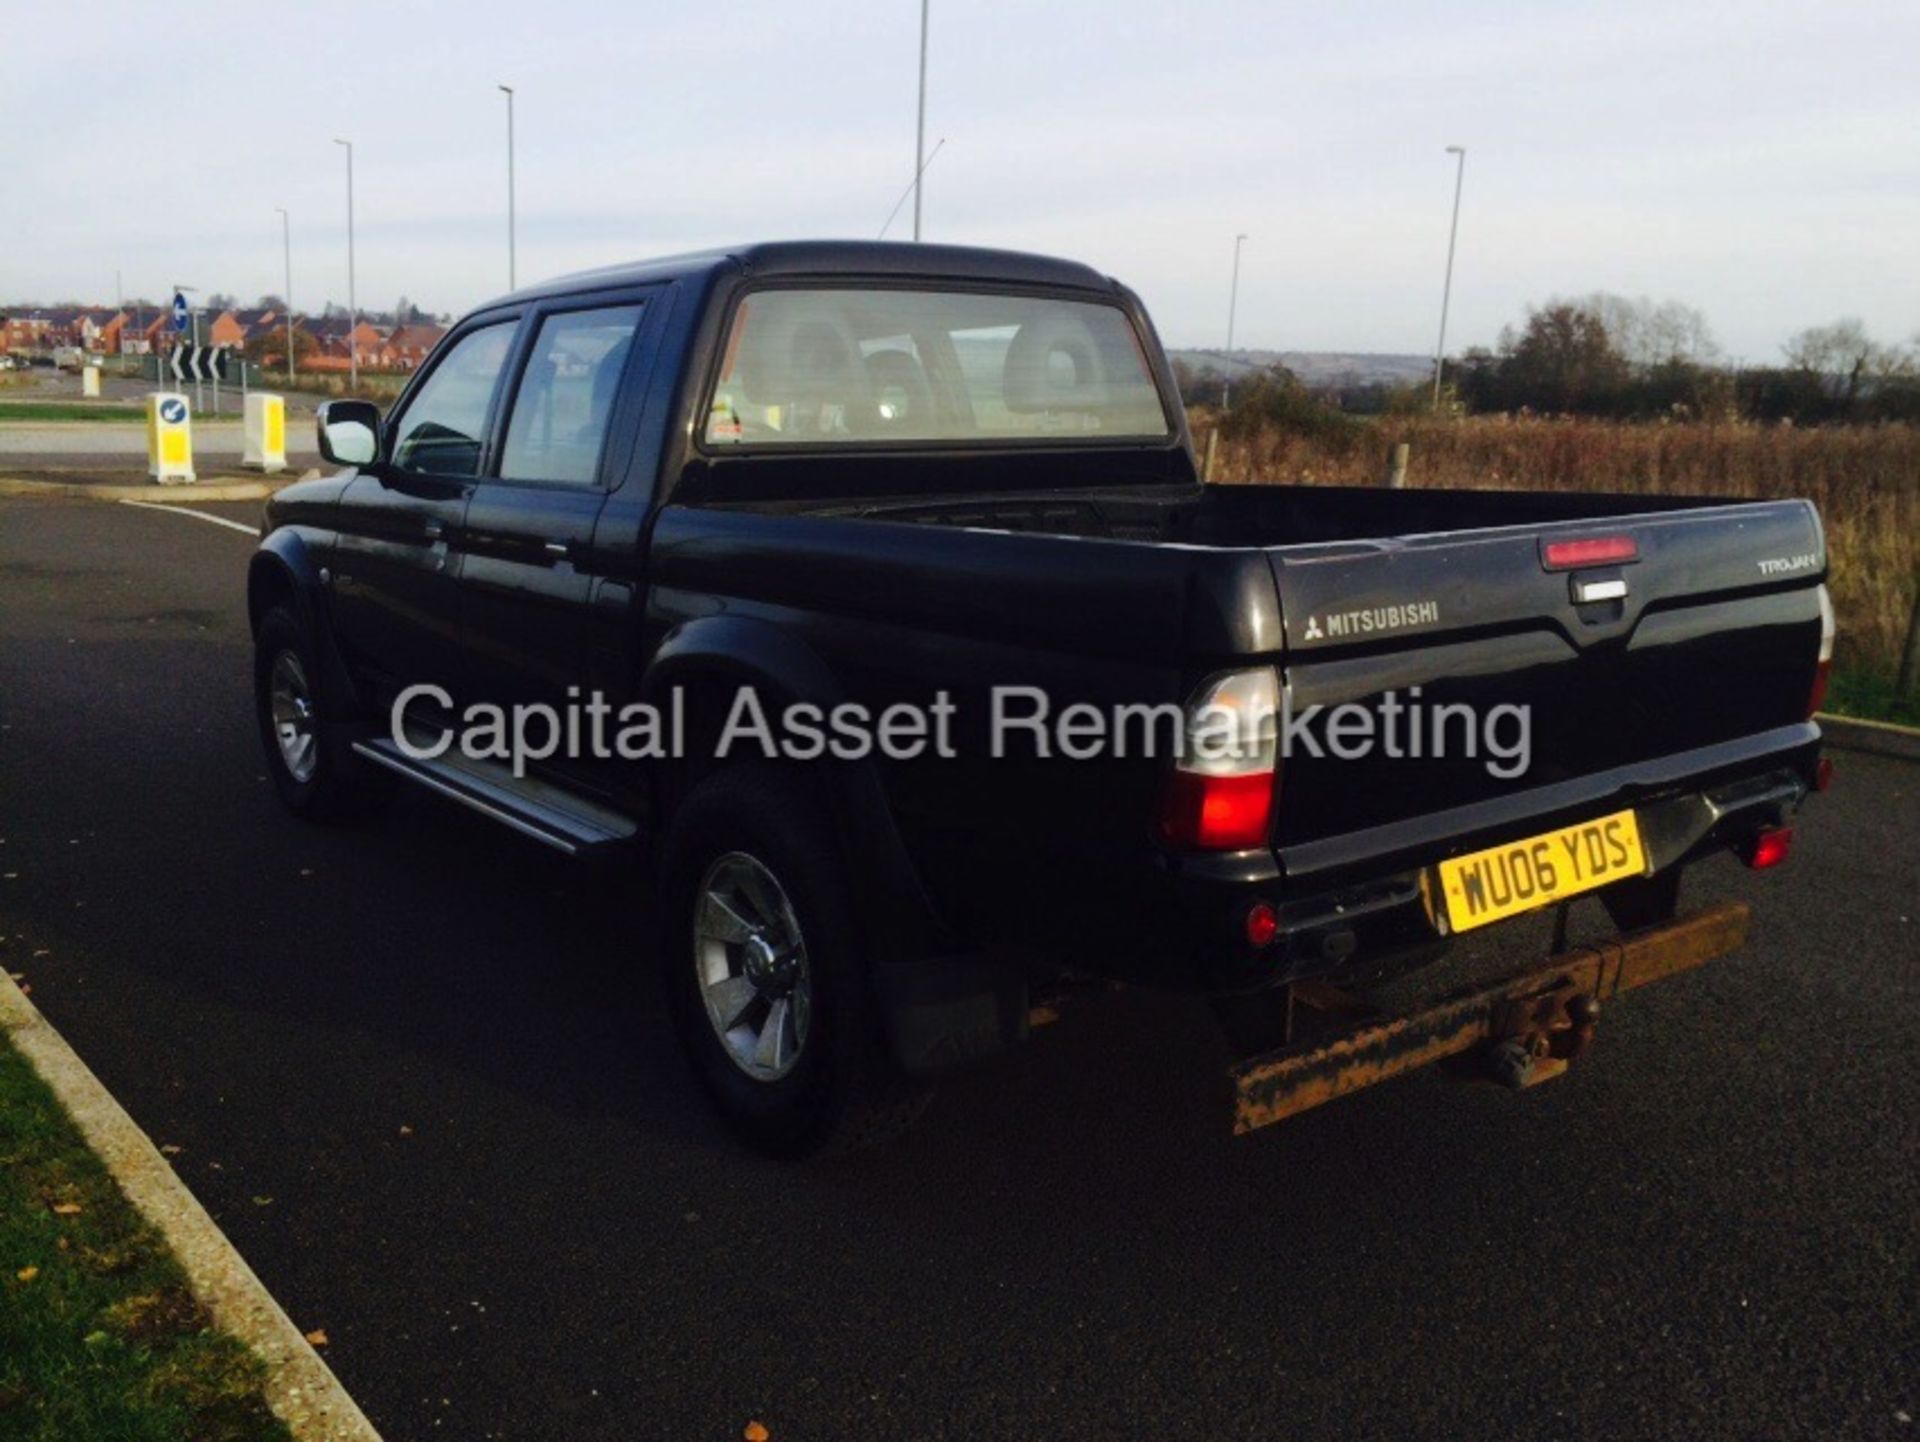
590,334,631,419
730,307,868,415
1002,312,1122,414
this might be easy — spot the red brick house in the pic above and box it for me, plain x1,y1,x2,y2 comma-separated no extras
208,310,249,348
4,308,127,354
2,313,54,352
385,322,447,370
141,312,178,351
94,312,130,354
305,316,389,368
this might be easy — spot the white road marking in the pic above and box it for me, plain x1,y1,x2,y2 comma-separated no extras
117,498,258,536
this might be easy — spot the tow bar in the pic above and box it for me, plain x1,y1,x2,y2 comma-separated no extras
1230,902,1750,1134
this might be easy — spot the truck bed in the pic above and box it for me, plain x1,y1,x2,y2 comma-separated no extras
714,477,1733,545
651,476,1824,984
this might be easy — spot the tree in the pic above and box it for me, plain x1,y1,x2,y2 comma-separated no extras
1783,318,1877,404
1643,300,1719,367
255,293,287,312
1219,364,1363,451
1576,293,1719,368
1499,303,1630,413
244,325,318,369
206,292,237,313
1170,358,1229,408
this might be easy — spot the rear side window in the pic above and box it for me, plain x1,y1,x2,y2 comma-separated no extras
704,288,1170,448
500,304,644,485
390,322,515,477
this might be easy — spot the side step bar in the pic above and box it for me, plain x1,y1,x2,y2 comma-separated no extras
1230,902,1750,1134
351,737,641,858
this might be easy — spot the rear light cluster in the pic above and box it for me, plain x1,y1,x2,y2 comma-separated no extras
1808,584,1835,718
1744,825,1794,870
1158,668,1280,851
1244,901,1280,948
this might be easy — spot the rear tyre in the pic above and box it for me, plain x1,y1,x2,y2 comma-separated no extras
253,605,385,820
659,765,931,1158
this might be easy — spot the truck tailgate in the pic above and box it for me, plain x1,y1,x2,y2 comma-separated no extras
1269,498,1825,884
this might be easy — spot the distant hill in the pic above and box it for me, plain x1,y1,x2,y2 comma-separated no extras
1168,349,1433,390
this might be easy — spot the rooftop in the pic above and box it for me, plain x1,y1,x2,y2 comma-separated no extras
487,240,1118,313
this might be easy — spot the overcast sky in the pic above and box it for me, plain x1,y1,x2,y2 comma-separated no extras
5,0,1917,361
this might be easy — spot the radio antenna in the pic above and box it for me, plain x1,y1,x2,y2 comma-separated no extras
877,138,946,240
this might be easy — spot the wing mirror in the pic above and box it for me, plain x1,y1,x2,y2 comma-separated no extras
316,399,383,467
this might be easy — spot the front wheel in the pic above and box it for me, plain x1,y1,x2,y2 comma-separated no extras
659,766,930,1158
253,605,385,820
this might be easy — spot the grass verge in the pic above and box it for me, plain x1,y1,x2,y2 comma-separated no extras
0,403,146,424
1826,668,1920,728
0,1034,291,1442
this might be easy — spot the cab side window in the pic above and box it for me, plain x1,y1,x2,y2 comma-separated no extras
499,305,644,486
390,322,516,477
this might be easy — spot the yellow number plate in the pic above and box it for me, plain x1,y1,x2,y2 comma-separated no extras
1437,809,1647,933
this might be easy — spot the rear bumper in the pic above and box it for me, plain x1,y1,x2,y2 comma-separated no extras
1270,722,1822,890
1231,901,1751,1132
1262,761,1807,983
872,728,1816,1079
1151,722,1820,993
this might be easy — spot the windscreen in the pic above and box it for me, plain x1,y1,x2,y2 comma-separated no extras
704,288,1171,448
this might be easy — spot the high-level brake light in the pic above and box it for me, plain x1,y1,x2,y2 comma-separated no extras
1542,535,1640,570
1158,668,1279,851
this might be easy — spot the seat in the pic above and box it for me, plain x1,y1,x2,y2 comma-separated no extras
864,348,935,432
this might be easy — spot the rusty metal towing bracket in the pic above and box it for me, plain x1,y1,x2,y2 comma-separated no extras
1230,902,1751,1134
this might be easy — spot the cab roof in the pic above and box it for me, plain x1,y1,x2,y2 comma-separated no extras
490,240,1118,309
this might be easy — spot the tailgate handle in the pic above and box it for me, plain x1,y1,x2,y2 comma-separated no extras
1572,577,1628,604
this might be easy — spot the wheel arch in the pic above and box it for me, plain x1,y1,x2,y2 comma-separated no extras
248,530,362,719
640,614,952,965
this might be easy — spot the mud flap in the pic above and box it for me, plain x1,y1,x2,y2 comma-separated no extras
874,953,1030,1077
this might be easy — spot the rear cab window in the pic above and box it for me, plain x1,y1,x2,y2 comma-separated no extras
704,288,1170,449
501,304,644,486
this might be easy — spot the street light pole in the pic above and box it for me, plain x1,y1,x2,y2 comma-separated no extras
275,207,294,385
498,84,516,288
912,0,929,242
1224,232,1248,408
334,138,358,392
1431,144,1466,410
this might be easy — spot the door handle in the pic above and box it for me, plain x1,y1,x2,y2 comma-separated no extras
543,540,571,559
423,518,445,542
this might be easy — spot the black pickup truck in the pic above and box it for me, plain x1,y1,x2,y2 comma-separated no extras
250,241,1831,1155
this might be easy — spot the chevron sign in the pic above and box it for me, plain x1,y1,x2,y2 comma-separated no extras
168,345,230,383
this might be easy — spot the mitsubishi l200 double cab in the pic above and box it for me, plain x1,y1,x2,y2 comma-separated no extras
250,242,1830,1155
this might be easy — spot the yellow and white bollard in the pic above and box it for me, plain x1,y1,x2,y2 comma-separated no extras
146,393,196,484
243,392,287,473
81,365,101,398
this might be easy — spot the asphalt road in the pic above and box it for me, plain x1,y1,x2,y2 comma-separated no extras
0,495,1914,1442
